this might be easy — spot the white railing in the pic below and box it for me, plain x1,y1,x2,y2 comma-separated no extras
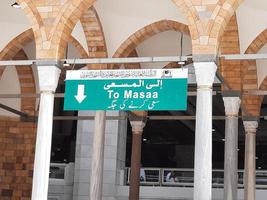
125,168,267,189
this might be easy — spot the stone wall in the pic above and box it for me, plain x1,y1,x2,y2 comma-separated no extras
73,111,127,200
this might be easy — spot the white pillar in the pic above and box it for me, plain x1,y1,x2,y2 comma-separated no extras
243,120,258,200
193,62,217,200
223,95,241,200
90,110,106,200
31,65,61,200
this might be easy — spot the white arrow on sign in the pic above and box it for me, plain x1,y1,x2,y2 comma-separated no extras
75,84,87,103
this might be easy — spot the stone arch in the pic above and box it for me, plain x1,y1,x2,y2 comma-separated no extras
172,0,244,54
113,20,189,59
111,20,189,69
210,0,243,46
17,0,95,59
241,29,267,116
0,29,88,61
245,30,267,54
48,0,96,59
242,29,267,92
80,6,108,69
0,28,88,82
219,14,241,91
81,6,108,58
13,50,36,115
0,29,33,61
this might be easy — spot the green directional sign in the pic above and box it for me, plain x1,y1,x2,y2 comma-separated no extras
64,69,188,111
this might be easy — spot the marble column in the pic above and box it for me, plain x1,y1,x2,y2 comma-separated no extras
129,120,146,200
243,120,258,200
90,110,106,200
193,62,217,200
31,64,61,200
222,94,241,200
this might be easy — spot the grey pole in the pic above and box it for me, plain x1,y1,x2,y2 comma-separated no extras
222,94,241,200
243,120,258,200
90,111,106,200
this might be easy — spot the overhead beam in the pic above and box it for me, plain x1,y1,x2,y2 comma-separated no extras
51,115,226,121
1,54,267,66
222,53,267,60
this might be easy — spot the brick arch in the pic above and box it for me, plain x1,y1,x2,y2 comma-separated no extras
80,6,108,69
113,20,189,59
81,6,108,58
0,29,34,88
13,50,36,115
0,28,88,80
219,14,241,91
245,30,267,54
48,0,96,59
16,0,47,58
17,0,95,59
241,29,267,116
210,0,243,46
0,29,33,61
0,29,88,62
242,29,267,90
172,0,243,54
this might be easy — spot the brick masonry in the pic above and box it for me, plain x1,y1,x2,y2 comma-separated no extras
80,6,108,69
219,14,241,91
0,117,36,200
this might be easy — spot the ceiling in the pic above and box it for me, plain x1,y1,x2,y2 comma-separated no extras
242,0,267,11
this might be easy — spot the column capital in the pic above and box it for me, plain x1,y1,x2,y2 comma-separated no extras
223,96,241,116
243,121,258,134
194,62,217,87
130,121,146,134
37,65,61,92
